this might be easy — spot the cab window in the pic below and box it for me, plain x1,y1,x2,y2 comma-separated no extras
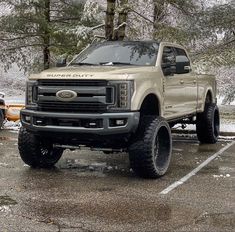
174,48,191,74
161,47,176,76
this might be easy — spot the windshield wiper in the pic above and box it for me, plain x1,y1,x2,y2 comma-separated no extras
70,62,98,66
100,62,134,66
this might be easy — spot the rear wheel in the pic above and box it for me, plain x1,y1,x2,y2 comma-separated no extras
18,127,63,168
129,116,172,179
196,103,220,144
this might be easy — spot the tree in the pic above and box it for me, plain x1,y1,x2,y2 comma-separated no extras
114,0,129,40
0,0,101,71
151,0,200,43
105,0,129,40
105,0,116,40
192,1,235,66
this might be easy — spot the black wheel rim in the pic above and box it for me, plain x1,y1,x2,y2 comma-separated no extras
154,126,171,171
214,109,220,137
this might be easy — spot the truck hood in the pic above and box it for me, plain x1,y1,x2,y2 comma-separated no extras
29,65,155,80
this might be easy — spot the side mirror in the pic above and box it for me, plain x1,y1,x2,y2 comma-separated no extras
176,56,191,74
162,54,176,76
56,57,67,67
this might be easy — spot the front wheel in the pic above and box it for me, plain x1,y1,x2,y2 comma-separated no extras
196,103,220,144
129,116,172,179
18,127,63,168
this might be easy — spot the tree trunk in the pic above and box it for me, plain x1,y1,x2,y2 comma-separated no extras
105,0,116,40
114,0,128,41
153,0,165,40
43,0,50,70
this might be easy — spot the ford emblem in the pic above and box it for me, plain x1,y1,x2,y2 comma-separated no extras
56,90,77,101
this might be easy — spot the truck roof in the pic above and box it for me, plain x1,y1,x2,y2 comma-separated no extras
96,40,186,50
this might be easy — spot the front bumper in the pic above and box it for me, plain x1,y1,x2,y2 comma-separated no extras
21,109,140,135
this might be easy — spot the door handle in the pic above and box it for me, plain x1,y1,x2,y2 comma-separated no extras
180,80,184,84
193,80,197,84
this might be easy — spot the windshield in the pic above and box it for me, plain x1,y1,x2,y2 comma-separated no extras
70,41,159,66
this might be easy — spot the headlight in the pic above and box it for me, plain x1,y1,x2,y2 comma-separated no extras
108,81,134,110
26,81,38,106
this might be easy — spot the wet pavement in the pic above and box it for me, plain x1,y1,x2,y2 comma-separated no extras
0,130,234,231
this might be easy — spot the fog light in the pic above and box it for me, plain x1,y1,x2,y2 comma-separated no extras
116,120,125,126
110,119,127,127
36,120,43,125
25,116,31,123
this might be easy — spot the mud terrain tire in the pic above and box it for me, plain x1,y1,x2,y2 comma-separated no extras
129,116,172,179
18,127,63,168
196,103,220,144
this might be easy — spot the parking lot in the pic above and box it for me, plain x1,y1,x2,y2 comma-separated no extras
0,129,234,231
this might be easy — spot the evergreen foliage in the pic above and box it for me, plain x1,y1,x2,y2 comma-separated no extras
0,0,102,71
0,0,234,70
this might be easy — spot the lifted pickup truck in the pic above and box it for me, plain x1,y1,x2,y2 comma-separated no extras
0,92,6,129
18,41,220,178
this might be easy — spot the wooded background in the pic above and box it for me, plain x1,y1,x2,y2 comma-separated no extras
0,0,234,103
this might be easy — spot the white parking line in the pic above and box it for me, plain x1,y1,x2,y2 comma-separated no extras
160,140,235,195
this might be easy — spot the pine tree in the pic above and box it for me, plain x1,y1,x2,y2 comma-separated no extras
0,0,101,71
105,0,129,41
193,1,235,66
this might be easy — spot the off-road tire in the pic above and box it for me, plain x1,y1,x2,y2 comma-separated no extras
129,116,172,179
18,127,63,168
0,110,4,129
196,103,220,144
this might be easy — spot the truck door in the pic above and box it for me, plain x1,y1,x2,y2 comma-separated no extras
174,47,197,114
162,46,186,118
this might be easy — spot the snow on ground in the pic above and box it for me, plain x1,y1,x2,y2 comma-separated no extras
175,121,235,133
218,97,235,106
4,96,25,105
2,120,21,131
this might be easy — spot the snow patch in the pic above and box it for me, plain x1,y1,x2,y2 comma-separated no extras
213,174,231,178
3,120,21,131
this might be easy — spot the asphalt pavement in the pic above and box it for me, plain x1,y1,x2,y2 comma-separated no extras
0,130,234,231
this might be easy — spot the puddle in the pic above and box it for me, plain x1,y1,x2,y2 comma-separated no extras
0,195,17,206
219,166,235,173
195,212,235,228
173,148,183,152
199,166,219,174
197,145,218,153
58,159,130,176
96,187,114,192
62,159,107,171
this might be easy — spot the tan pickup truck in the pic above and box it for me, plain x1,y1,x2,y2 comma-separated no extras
18,41,220,178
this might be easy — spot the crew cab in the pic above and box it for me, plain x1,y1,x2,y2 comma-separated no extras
18,41,220,178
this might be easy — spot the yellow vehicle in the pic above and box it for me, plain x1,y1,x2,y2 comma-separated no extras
6,104,25,121
18,41,220,178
